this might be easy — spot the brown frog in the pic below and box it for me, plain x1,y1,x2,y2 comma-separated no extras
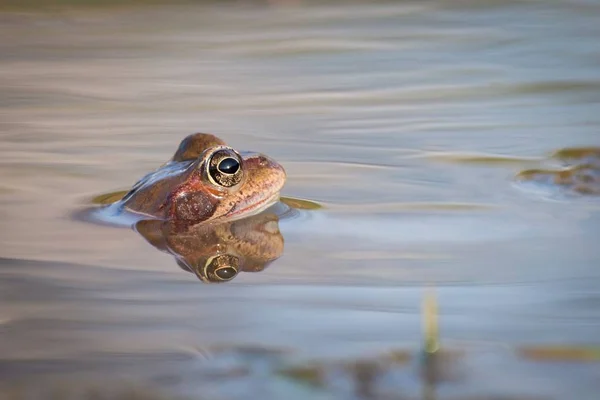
117,133,286,225
135,211,284,283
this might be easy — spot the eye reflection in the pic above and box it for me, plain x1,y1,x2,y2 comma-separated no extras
215,266,238,280
203,254,240,283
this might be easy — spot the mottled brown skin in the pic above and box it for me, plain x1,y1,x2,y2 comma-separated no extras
135,211,284,283
119,133,286,224
171,133,226,162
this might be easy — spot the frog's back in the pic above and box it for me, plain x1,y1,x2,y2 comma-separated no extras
120,160,192,205
116,133,226,219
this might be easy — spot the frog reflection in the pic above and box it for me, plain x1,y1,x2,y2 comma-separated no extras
135,211,284,283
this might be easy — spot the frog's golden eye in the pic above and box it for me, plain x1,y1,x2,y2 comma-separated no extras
203,254,240,283
207,148,243,187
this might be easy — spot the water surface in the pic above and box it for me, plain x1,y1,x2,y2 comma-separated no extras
1,1,600,399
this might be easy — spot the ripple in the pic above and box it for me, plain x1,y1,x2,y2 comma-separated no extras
280,196,323,211
90,190,128,205
80,191,321,228
518,345,600,362
326,201,495,213
422,151,541,166
551,147,600,163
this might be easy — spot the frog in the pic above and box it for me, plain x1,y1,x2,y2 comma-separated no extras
115,133,286,225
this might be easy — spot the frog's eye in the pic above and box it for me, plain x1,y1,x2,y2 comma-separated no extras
207,148,243,187
202,254,240,283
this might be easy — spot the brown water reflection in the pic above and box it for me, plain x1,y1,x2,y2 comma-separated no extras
135,212,284,283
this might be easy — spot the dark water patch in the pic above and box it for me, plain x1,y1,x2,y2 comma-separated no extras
424,152,541,166
515,147,600,197
518,346,600,363
90,190,129,205
551,147,600,164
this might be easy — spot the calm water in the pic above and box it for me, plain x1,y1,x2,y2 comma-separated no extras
1,1,600,399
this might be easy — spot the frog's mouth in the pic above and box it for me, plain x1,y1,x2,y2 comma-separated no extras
225,153,286,221
229,191,281,221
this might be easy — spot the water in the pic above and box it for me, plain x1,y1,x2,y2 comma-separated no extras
1,1,600,399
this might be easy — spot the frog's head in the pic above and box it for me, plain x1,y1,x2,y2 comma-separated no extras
169,144,286,224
